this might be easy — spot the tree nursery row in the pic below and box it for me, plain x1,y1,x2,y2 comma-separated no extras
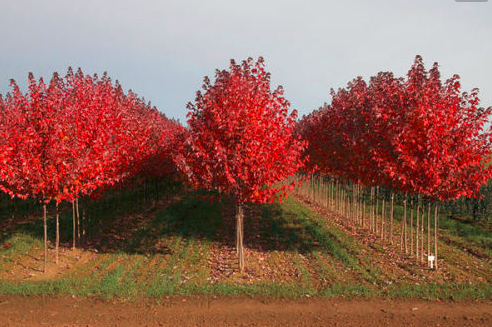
0,55,490,272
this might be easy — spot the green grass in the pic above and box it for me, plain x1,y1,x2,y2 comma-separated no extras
0,186,491,301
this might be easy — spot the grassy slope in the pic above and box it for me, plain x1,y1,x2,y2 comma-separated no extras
0,190,491,300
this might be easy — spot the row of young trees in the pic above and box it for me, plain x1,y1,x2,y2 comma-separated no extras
1,56,490,273
0,68,184,271
298,55,492,269
0,58,308,273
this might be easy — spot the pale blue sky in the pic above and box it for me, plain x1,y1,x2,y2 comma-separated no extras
1,0,491,123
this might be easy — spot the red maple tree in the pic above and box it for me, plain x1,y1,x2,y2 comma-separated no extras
0,68,183,271
178,57,307,272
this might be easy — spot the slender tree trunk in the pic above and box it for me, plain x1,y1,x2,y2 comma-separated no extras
362,189,366,228
375,187,379,234
434,204,438,269
340,187,343,216
352,184,356,223
43,204,47,273
420,209,424,265
326,179,329,208
381,197,385,240
76,198,80,244
369,186,374,232
427,201,431,267
390,192,394,244
416,200,420,263
72,200,76,250
236,202,245,273
56,202,59,264
400,197,405,250
410,199,413,255
330,179,333,210
404,196,408,253
338,182,343,216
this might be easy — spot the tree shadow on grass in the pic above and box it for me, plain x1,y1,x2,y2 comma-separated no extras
121,192,324,255
0,189,326,256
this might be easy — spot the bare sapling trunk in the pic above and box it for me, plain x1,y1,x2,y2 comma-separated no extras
390,192,394,244
339,184,342,215
342,186,346,217
342,189,345,217
400,196,405,250
72,200,76,250
369,187,374,232
410,199,413,255
362,188,366,228
375,187,379,234
434,203,438,269
341,184,343,215
56,202,59,264
323,178,330,209
340,183,345,216
236,202,245,273
344,189,347,218
404,196,408,253
356,184,359,224
330,180,334,210
360,190,363,226
76,198,80,244
351,184,354,223
43,204,47,273
420,209,424,265
427,202,431,267
323,178,326,207
352,184,356,223
373,187,376,232
381,197,385,240
416,199,420,263
341,188,343,216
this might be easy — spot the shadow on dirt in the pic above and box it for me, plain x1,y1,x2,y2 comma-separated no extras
0,186,323,256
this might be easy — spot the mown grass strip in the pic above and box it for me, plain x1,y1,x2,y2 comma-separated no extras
281,197,378,284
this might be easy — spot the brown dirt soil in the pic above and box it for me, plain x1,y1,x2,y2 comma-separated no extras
1,296,491,327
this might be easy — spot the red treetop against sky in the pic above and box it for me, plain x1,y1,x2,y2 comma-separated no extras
0,68,182,203
299,55,492,201
178,57,307,203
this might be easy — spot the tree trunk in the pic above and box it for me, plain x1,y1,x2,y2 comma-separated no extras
401,196,405,250
434,204,438,269
362,189,366,228
370,187,374,232
56,202,59,264
76,198,80,244
236,202,245,273
416,200,420,263
381,197,385,240
404,196,408,253
390,192,394,244
330,179,333,210
375,187,379,234
410,200,413,255
72,200,76,250
43,204,47,273
420,209,424,265
427,202,431,267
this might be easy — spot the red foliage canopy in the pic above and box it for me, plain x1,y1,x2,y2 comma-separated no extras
178,57,307,203
0,68,182,203
299,55,491,201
